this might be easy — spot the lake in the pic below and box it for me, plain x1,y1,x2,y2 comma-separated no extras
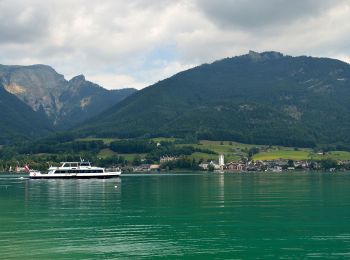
1,172,350,259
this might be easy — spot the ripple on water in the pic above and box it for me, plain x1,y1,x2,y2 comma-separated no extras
1,173,350,258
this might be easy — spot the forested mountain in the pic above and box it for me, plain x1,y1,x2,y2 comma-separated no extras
55,75,135,129
76,51,350,148
0,85,52,144
0,64,136,129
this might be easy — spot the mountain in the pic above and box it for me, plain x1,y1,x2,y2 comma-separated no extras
76,51,350,148
0,84,52,144
0,64,136,129
56,74,136,129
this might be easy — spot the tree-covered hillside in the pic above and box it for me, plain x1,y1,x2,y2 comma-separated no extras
0,85,52,144
76,51,350,148
56,75,136,129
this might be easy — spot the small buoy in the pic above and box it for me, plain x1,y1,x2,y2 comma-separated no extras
114,185,118,188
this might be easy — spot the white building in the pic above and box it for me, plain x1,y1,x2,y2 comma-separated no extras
219,154,225,167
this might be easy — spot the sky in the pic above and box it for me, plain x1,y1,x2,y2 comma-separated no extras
0,0,349,89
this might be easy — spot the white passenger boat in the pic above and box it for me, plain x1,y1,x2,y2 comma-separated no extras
29,161,121,179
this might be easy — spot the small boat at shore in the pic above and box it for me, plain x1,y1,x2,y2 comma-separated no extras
29,161,121,179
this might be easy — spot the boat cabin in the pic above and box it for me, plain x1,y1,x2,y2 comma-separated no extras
53,161,104,174
59,162,91,168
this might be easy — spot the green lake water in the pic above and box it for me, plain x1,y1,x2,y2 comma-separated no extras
1,172,350,259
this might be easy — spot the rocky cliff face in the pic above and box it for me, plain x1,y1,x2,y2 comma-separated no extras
0,65,66,120
0,64,136,129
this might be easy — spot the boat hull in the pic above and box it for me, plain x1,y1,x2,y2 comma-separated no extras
29,172,121,179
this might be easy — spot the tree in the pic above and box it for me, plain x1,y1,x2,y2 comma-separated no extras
248,147,260,159
320,159,338,170
132,155,142,166
208,164,215,171
287,160,294,167
110,139,156,153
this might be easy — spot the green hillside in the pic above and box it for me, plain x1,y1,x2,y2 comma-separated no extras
0,85,53,144
56,75,136,129
76,51,350,148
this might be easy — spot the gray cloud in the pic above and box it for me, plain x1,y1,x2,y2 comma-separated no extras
0,0,349,89
0,0,49,43
194,0,345,29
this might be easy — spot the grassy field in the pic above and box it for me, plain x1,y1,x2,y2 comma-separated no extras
253,150,350,161
76,138,120,144
189,152,239,162
196,140,257,151
79,137,350,162
312,151,350,161
97,148,118,158
253,150,311,160
181,140,250,162
195,141,350,161
97,149,146,161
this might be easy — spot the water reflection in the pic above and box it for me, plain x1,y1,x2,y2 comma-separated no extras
26,178,121,207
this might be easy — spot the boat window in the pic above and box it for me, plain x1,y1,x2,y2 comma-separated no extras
80,162,90,167
56,170,67,174
71,163,78,168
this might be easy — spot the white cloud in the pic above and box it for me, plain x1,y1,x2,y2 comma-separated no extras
87,74,146,90
0,0,349,89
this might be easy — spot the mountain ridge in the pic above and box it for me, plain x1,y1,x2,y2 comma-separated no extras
0,64,137,129
75,51,350,148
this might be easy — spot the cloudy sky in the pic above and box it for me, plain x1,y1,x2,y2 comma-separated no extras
0,0,349,89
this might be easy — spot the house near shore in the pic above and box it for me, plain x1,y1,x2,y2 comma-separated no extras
15,166,26,173
133,164,160,172
226,161,246,172
160,156,178,163
269,159,289,167
150,164,160,171
270,166,283,172
199,163,209,170
133,164,151,172
294,161,309,169
246,160,266,171
199,160,221,170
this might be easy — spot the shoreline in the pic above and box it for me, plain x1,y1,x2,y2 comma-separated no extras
1,170,348,176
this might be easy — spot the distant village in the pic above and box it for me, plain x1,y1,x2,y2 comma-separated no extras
131,154,347,173
4,152,348,174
